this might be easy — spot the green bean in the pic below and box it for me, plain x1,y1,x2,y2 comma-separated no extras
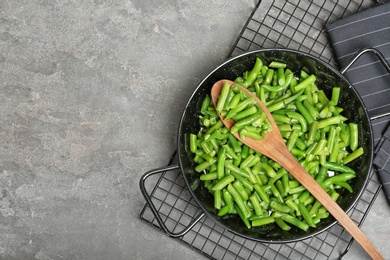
227,133,242,153
233,180,249,201
269,61,287,68
334,181,353,193
296,101,314,124
240,129,264,140
306,121,319,146
261,84,285,92
214,189,222,209
223,89,235,111
285,199,300,215
218,205,230,216
223,144,238,160
317,90,329,107
283,71,294,88
225,98,256,120
261,162,277,178
303,99,319,120
215,81,230,113
286,130,300,151
229,171,253,192
315,166,328,185
330,191,340,201
343,147,364,164
286,111,308,132
195,158,217,172
312,139,327,155
276,180,286,197
253,183,270,203
231,113,262,133
331,87,341,105
189,133,198,153
321,173,356,190
269,182,284,203
339,123,350,146
295,137,307,151
245,58,263,86
228,184,251,218
200,95,211,115
267,100,286,113
200,141,213,155
269,168,287,184
212,174,235,191
246,154,261,168
252,216,275,227
270,200,293,214
246,168,258,185
264,68,275,84
249,193,263,216
205,120,223,135
277,67,286,86
289,180,299,189
217,147,226,180
280,213,309,231
318,116,345,128
298,203,316,227
319,104,330,118
228,93,241,110
223,188,234,213
326,126,337,153
322,161,355,174
225,160,249,179
200,172,218,181
309,200,322,216
233,153,242,167
282,89,305,105
294,74,316,92
275,218,291,231
300,70,310,79
241,145,249,159
232,106,258,121
235,205,251,229
349,123,358,152
289,185,306,194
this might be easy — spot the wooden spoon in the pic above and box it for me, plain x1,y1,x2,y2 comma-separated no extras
211,79,383,260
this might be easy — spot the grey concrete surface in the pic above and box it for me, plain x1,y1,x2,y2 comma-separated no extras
0,1,389,259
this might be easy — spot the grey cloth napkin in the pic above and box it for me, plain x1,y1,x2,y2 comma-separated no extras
326,2,390,204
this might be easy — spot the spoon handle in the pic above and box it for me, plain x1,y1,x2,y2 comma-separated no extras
270,142,383,260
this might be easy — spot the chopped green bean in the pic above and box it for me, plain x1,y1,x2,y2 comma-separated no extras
212,175,235,191
343,147,364,164
252,216,275,227
228,184,251,218
349,123,358,152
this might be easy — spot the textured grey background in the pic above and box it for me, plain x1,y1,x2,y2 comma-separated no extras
0,1,389,259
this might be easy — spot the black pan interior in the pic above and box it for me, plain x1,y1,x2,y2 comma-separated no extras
178,49,373,243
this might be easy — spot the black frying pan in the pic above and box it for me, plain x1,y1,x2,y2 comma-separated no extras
141,48,389,243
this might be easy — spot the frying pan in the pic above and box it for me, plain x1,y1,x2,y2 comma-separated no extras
140,48,390,243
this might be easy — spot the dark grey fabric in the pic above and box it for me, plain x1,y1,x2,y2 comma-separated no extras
373,128,390,203
326,2,390,204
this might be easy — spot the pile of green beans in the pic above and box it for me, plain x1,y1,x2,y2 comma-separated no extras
189,57,364,232
215,81,272,141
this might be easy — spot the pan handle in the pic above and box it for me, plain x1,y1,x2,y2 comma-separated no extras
139,165,205,238
340,47,390,120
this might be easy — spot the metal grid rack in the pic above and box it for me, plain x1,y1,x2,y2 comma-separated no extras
140,0,384,259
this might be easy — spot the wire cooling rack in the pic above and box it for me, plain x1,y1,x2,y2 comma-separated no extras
140,0,385,259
